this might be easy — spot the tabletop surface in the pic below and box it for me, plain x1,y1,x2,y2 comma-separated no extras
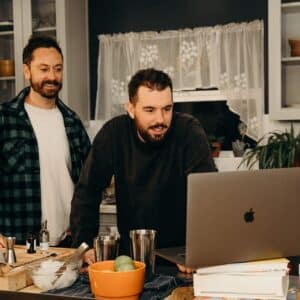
1,261,300,300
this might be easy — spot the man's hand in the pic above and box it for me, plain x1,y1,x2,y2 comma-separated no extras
176,264,194,274
80,248,96,272
0,234,5,248
84,248,96,265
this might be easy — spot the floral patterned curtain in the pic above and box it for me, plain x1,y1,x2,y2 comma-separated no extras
95,20,264,140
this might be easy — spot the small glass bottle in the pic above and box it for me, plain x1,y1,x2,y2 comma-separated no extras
39,220,50,253
26,232,37,254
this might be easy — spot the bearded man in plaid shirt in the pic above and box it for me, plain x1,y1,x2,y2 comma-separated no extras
0,36,90,247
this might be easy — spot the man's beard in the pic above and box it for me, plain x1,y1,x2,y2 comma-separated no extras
137,122,169,144
30,79,62,99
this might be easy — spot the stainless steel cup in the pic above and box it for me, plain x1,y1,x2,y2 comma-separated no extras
94,235,119,261
4,236,17,265
130,229,156,278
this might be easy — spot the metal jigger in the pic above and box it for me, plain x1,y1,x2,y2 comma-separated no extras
4,237,17,265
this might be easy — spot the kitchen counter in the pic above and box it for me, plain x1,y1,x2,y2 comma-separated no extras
2,253,299,300
0,262,191,299
2,273,300,299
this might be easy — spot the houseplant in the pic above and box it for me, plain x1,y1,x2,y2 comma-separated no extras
241,124,300,169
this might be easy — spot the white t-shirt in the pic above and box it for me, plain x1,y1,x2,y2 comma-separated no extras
25,103,74,245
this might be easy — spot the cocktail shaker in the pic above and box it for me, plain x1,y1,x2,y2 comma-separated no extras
130,229,156,280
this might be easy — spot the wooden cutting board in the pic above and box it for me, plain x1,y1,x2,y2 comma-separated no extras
0,245,75,291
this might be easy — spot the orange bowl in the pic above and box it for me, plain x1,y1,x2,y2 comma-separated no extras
88,260,145,300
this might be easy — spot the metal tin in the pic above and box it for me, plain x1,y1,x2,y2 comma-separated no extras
94,235,119,261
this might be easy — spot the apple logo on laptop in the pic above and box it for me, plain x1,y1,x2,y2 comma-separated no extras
244,208,255,223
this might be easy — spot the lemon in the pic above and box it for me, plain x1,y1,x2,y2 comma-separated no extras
114,255,135,272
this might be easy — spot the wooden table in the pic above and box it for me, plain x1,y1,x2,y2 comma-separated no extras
5,254,300,300
0,245,75,292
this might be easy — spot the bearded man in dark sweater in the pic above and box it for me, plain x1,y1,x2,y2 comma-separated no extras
70,68,216,272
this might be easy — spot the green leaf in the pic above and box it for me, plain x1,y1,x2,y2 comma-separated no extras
241,123,300,169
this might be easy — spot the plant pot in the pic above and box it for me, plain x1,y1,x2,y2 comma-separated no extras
211,142,221,158
0,60,15,77
232,140,246,157
288,39,300,57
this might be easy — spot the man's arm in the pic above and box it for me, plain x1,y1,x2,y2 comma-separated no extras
70,123,114,248
184,117,217,174
177,117,216,274
0,234,5,248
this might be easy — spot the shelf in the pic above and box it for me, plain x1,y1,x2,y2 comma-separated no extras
0,31,13,36
282,2,300,9
269,0,300,120
282,56,300,64
0,76,15,81
33,26,56,33
282,2,300,14
0,21,13,26
284,104,300,108
0,20,14,34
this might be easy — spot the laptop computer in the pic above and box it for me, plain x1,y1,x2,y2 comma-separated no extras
155,167,300,268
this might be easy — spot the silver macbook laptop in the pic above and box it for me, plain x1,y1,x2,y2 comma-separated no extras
155,167,300,268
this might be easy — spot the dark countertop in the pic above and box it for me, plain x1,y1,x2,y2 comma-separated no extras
1,267,299,300
0,264,191,300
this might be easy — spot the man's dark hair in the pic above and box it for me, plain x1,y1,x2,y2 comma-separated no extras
22,35,63,65
128,68,173,103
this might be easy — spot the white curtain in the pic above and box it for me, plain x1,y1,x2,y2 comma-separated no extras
95,20,264,140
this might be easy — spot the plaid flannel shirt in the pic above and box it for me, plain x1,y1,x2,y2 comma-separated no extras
0,87,91,243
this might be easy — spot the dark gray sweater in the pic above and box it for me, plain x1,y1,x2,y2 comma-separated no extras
70,112,216,253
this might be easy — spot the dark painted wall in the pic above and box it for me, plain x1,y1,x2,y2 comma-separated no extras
88,0,268,119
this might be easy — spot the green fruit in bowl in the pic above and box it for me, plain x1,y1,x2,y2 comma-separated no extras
116,263,135,272
114,255,133,268
114,255,135,272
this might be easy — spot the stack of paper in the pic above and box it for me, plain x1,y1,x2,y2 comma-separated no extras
193,258,290,299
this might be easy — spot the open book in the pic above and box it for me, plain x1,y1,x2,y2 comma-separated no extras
193,258,290,299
